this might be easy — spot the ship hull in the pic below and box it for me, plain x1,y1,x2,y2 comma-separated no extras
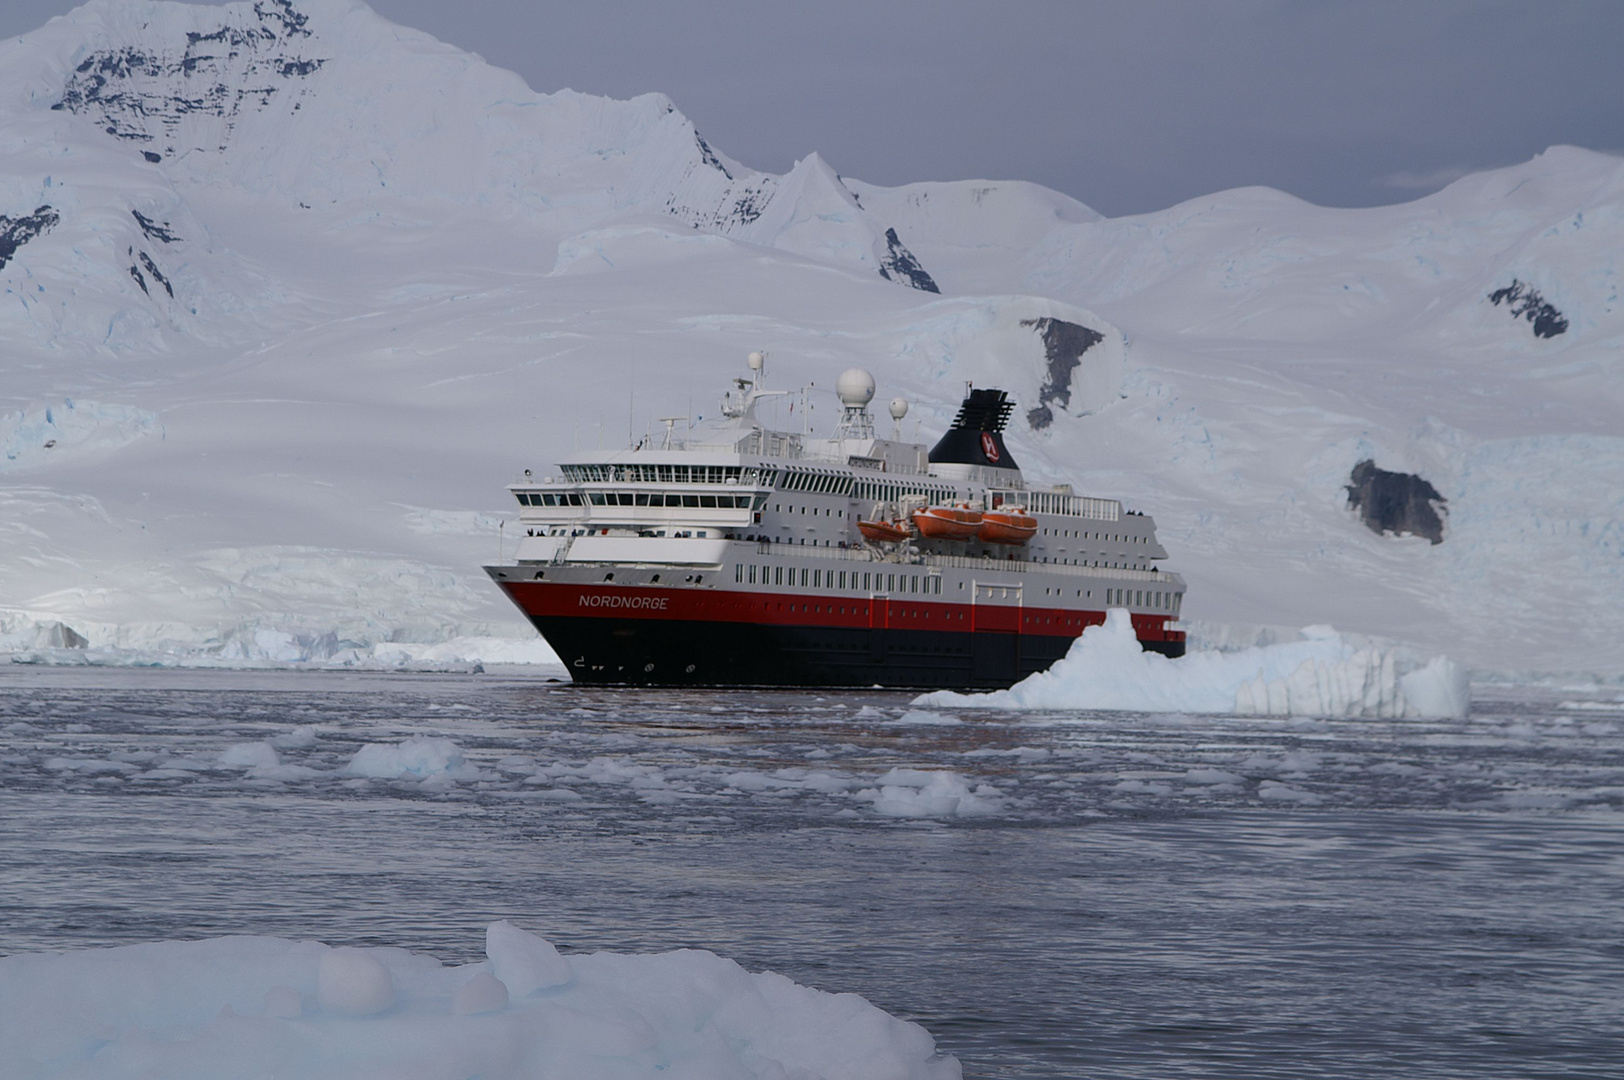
491,574,1184,689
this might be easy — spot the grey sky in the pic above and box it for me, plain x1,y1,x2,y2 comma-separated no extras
8,0,1622,216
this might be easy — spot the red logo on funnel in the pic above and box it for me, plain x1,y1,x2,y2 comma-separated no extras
981,432,1000,463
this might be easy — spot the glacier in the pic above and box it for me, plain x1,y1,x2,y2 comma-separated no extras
0,922,959,1080
916,609,1470,719
0,0,1618,676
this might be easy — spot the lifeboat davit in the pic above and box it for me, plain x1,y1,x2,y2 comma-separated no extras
978,507,1037,545
857,519,912,544
912,504,983,541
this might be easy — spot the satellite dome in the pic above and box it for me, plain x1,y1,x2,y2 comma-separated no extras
889,397,909,421
836,368,876,407
747,351,765,371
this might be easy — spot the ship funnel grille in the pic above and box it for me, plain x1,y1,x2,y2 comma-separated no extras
948,388,1014,432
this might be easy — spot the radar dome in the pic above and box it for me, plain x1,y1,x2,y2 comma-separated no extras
747,351,765,371
836,368,876,407
889,397,909,421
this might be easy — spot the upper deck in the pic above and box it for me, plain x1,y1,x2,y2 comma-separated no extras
503,354,1170,574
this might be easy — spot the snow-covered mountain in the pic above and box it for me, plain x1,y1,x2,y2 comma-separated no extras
2,0,1620,676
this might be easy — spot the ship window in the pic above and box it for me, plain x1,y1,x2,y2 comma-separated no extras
700,495,717,508
635,493,650,506
682,495,698,507
736,564,743,583
589,493,605,505
619,493,634,505
887,574,895,592
774,567,783,586
863,572,871,590
799,568,807,587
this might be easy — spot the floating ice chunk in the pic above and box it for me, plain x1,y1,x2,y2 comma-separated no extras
451,971,509,1015
1183,768,1243,786
1257,780,1323,804
1399,656,1472,720
220,741,279,770
890,709,963,726
0,926,958,1078
486,921,572,996
316,947,394,1016
858,769,1003,818
271,725,319,749
346,736,477,780
917,610,1470,719
262,984,302,1017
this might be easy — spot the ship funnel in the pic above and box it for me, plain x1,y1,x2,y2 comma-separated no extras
927,387,1020,470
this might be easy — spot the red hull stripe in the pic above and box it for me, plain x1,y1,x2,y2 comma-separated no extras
500,581,1184,643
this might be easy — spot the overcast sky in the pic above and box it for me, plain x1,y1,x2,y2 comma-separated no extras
8,0,1622,216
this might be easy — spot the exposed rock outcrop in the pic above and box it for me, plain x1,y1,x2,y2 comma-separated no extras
877,227,939,293
1488,279,1568,338
1346,460,1447,544
0,205,59,270
1021,316,1105,429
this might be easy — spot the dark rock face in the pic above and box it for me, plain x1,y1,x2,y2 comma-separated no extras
52,0,326,160
1488,279,1568,338
1020,317,1105,429
877,227,938,293
1346,460,1447,545
0,205,60,270
138,250,174,297
132,210,181,244
694,132,732,180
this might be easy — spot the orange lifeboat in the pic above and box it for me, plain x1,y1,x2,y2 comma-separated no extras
978,507,1037,545
912,503,983,541
857,518,912,544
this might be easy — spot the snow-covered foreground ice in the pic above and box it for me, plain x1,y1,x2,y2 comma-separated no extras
3,668,1623,1077
918,610,1470,718
1,922,956,1080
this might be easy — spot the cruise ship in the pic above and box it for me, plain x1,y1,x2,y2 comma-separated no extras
485,353,1185,687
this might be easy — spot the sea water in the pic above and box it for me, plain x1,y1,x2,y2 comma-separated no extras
2,666,1621,1078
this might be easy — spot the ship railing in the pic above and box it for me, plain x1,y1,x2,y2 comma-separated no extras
986,488,1122,520
746,540,1180,584
923,551,1178,584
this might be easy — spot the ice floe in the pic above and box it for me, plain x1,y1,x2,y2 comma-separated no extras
917,609,1470,718
0,922,959,1079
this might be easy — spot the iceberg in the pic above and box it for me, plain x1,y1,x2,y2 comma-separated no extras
0,923,960,1080
917,610,1470,719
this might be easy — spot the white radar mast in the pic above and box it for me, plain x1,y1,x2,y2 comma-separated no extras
888,396,909,439
834,368,877,440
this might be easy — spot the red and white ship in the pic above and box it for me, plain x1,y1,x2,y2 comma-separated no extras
486,353,1185,687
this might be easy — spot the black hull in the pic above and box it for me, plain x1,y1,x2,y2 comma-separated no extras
533,615,1185,689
